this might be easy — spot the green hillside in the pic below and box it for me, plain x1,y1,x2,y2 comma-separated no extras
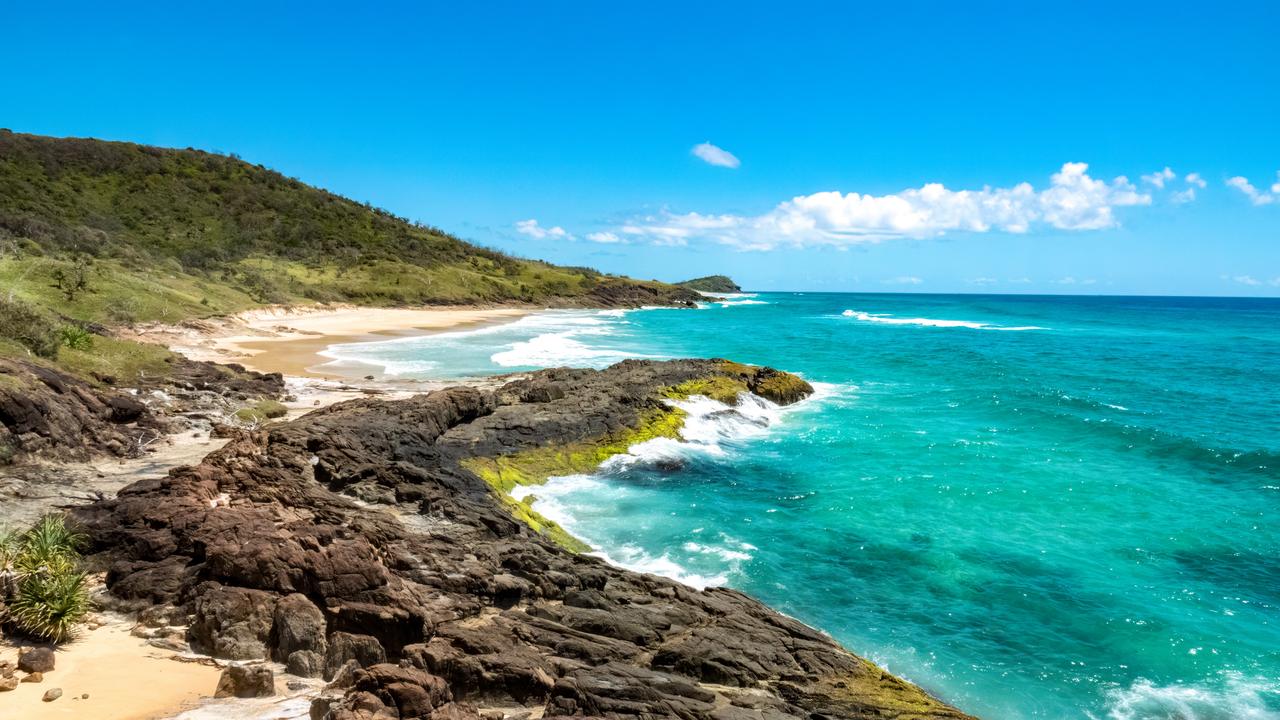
0,130,697,327
677,275,742,293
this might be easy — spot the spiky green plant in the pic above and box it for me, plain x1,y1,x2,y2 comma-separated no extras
0,515,91,642
9,557,90,642
15,514,85,575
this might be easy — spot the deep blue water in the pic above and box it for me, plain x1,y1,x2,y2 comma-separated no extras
325,293,1280,719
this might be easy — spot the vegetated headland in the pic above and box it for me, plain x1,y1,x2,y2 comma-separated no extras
0,131,973,720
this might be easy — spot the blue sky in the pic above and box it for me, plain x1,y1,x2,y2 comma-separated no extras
5,2,1278,295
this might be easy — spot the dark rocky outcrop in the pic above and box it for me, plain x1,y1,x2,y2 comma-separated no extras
74,359,974,720
0,355,283,465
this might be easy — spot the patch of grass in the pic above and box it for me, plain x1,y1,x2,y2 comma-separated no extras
233,398,289,424
56,334,174,385
0,256,259,326
1,514,91,643
0,295,60,358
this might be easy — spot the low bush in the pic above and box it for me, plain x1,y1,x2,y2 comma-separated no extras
59,324,94,351
0,296,61,358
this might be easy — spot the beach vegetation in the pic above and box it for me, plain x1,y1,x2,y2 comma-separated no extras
58,323,94,351
0,514,91,643
0,295,62,358
233,398,289,424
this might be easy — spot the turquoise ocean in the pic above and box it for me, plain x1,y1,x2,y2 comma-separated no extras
322,293,1280,719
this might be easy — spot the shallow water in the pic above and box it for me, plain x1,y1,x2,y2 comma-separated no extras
326,293,1280,719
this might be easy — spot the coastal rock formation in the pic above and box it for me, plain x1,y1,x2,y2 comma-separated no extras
74,359,973,719
0,354,282,465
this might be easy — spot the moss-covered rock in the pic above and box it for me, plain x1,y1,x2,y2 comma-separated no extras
461,360,812,552
234,399,289,424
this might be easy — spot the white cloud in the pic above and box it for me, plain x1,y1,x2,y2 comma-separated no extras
1053,276,1097,286
1172,188,1197,204
1142,167,1176,188
1009,277,1033,284
515,219,572,240
613,162,1153,251
691,142,741,169
585,231,624,244
1231,275,1262,286
1226,173,1279,206
884,276,923,285
968,277,998,286
1185,172,1207,188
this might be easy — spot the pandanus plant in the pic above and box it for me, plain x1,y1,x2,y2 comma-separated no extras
0,515,90,643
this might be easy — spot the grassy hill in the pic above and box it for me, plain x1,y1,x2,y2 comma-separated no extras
0,130,698,387
0,130,696,327
677,275,742,293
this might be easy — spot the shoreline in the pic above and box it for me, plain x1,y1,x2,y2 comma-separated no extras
125,304,532,380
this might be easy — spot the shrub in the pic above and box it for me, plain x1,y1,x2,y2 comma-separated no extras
59,324,94,351
9,560,90,642
0,514,90,643
0,296,61,358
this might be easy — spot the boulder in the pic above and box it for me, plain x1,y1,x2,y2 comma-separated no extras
21,672,43,683
0,676,17,692
324,633,385,680
214,664,275,699
18,647,55,674
189,585,277,660
287,650,325,678
42,687,62,702
272,593,328,660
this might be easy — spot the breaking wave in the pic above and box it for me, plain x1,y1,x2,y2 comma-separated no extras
841,309,1047,331
1096,673,1280,720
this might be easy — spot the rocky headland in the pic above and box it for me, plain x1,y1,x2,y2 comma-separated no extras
68,358,973,720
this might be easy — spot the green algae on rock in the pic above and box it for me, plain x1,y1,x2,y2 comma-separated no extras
462,360,812,551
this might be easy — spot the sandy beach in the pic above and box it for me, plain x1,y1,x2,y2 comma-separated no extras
130,304,530,378
0,620,220,720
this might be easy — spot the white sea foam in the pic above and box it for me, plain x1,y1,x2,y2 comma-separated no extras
841,309,1046,331
490,331,649,368
602,392,783,470
1097,673,1280,720
516,383,840,590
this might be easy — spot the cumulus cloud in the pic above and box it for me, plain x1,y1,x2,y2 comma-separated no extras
1185,172,1207,188
1142,167,1176,188
585,231,624,244
691,142,741,169
1226,172,1280,205
515,219,572,240
611,163,1153,250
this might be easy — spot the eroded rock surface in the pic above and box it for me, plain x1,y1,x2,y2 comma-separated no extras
75,359,973,720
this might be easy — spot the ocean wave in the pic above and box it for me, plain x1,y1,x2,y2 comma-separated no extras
515,386,833,589
1097,673,1280,720
841,309,1047,331
601,392,784,470
490,331,652,368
